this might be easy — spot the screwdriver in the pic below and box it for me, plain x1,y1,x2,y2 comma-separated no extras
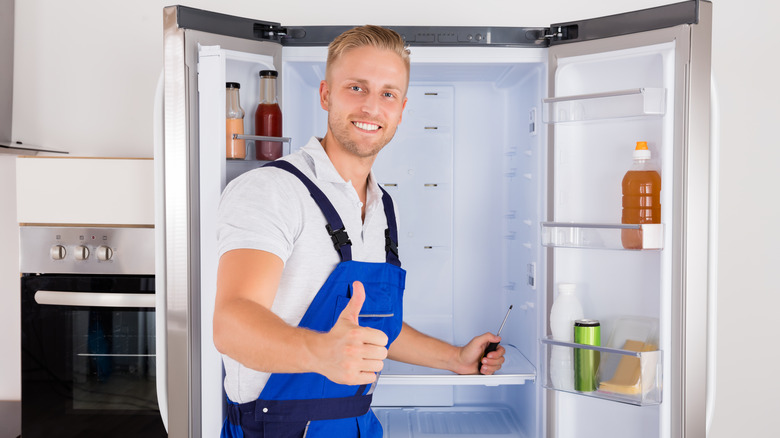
480,305,513,374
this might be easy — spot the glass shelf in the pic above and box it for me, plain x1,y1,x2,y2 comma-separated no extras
542,88,666,124
378,344,535,387
540,222,663,250
541,338,662,406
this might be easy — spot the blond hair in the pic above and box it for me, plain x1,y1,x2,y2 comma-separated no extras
326,25,411,83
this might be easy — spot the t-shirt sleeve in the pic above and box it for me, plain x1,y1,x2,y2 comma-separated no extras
216,168,301,263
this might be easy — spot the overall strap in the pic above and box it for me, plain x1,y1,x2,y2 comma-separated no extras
264,160,353,262
378,185,401,268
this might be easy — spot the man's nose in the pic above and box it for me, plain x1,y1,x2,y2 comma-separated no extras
360,92,381,114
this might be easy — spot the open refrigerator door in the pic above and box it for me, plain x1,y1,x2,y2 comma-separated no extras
541,2,711,437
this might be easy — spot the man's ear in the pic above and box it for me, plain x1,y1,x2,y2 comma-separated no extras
398,96,408,124
319,80,330,111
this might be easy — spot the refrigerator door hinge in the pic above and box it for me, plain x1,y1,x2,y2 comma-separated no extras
253,23,306,41
542,25,579,43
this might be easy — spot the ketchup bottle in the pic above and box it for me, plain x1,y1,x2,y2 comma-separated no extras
254,70,283,160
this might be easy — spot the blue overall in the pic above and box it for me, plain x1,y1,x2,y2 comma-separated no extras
222,160,406,438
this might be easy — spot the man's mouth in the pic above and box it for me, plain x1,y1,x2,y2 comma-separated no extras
353,121,380,132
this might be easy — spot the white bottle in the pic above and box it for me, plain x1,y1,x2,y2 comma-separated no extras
549,283,584,391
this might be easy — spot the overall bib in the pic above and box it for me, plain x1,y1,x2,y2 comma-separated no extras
222,160,406,438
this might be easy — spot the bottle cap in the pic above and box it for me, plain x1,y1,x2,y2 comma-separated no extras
558,283,576,294
226,82,241,89
259,70,278,77
633,141,651,160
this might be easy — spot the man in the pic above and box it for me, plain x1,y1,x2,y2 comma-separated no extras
214,25,506,438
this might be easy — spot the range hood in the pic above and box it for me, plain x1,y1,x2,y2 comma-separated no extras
0,0,66,156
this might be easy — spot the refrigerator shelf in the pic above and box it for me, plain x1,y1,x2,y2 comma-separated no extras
542,87,666,123
540,222,664,250
373,406,526,438
541,338,663,406
378,344,535,387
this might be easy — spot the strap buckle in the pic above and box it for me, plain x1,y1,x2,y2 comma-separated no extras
326,224,352,251
384,229,399,258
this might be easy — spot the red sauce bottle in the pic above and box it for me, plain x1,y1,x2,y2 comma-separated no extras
254,70,283,160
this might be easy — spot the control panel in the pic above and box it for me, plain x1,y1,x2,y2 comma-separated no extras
20,226,154,275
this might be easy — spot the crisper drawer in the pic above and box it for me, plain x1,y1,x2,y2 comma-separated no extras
374,406,525,438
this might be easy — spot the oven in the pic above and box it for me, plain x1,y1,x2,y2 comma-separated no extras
20,226,166,438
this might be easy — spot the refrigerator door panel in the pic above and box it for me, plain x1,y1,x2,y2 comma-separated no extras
543,1,711,437
198,42,282,437
162,6,283,437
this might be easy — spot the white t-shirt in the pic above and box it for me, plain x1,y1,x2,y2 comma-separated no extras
216,136,395,403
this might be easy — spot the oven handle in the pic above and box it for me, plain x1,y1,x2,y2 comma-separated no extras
34,290,156,308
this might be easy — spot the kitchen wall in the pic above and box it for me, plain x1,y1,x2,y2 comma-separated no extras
2,1,777,436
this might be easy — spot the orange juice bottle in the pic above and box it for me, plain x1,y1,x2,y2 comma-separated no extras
621,141,661,249
225,82,246,159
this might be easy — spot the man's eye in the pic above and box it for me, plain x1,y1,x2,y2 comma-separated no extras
383,92,395,98
350,86,363,92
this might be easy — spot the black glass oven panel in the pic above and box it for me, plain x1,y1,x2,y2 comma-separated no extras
21,274,166,437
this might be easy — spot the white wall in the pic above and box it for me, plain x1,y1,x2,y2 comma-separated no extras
2,0,777,436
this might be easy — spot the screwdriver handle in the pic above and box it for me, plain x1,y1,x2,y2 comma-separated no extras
479,341,500,374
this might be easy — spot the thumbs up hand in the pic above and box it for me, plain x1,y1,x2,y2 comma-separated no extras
310,281,389,385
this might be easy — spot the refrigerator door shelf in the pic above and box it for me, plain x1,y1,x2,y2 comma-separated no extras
379,344,534,387
225,144,291,182
540,222,663,250
542,338,662,406
234,134,291,144
373,406,525,438
542,87,666,124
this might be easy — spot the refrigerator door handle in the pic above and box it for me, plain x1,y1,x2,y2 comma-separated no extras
153,69,169,432
706,73,720,435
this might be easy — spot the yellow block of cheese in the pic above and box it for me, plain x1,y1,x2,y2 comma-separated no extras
598,340,657,395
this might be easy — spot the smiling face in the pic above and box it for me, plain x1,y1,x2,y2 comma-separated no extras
319,45,408,160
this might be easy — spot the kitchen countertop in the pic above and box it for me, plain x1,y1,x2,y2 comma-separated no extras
0,401,20,438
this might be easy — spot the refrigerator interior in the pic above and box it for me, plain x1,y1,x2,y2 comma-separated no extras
198,45,547,438
196,36,677,438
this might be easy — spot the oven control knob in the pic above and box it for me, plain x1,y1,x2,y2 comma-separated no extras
74,245,90,260
97,245,113,261
50,245,66,260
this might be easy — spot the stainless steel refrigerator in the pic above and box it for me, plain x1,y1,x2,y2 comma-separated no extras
156,1,715,436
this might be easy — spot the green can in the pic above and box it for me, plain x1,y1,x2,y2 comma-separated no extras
574,319,601,392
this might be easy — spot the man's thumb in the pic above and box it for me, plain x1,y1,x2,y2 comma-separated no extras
340,281,365,325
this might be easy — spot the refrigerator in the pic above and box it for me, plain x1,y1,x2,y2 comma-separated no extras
155,1,715,437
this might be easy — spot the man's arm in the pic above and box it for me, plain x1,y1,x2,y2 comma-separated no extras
387,323,506,375
212,248,388,385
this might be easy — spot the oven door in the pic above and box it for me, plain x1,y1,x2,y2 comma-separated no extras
21,274,166,438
